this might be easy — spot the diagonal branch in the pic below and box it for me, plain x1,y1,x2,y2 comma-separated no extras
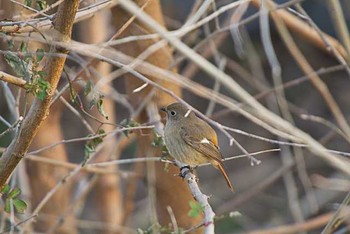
0,71,27,89
0,0,80,188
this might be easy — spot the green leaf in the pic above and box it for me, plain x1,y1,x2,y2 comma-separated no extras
120,119,140,128
188,201,203,218
5,199,11,213
33,77,50,100
97,98,108,120
13,198,27,213
1,184,10,194
36,0,47,10
84,144,95,157
20,42,27,53
69,84,77,102
4,52,28,78
37,70,47,79
92,129,105,145
36,48,45,62
8,187,21,199
120,119,140,137
24,0,32,7
151,132,164,147
7,39,14,50
84,80,92,96
36,90,46,100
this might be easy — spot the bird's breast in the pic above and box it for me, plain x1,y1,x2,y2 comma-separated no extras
164,125,209,166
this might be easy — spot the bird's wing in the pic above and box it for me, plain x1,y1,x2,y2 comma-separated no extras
180,127,222,163
180,126,234,191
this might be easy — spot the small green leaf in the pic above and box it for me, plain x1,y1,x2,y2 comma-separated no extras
130,120,140,127
24,53,33,62
33,77,50,100
92,129,105,145
8,188,21,199
120,119,140,137
151,132,164,147
4,52,28,78
84,80,92,96
120,119,128,126
13,198,27,213
1,184,10,194
136,228,144,234
36,48,45,62
36,0,47,10
97,98,108,120
37,70,47,79
7,40,14,50
5,199,11,213
69,84,77,102
161,145,169,156
20,42,27,53
188,201,203,218
36,91,46,100
84,144,95,158
24,0,32,7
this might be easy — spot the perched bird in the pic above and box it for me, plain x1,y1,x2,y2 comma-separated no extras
161,102,234,191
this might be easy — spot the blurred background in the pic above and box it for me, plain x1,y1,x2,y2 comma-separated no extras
1,0,350,233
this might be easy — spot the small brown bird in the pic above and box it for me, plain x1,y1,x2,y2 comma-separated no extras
161,102,234,191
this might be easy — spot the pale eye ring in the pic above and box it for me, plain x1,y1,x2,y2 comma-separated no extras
170,110,177,116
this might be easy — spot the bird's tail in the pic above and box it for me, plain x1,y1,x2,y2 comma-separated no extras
217,163,234,192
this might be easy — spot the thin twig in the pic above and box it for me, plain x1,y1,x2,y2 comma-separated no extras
0,117,23,138
326,0,350,62
321,192,350,234
248,211,349,234
27,125,154,155
0,0,118,33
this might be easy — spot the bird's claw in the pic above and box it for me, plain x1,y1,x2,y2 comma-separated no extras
179,165,193,178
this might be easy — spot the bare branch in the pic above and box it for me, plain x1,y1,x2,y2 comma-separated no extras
247,211,349,234
0,71,26,89
176,162,215,234
321,192,350,234
0,0,117,33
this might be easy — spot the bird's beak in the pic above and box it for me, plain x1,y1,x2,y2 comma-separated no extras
160,107,167,112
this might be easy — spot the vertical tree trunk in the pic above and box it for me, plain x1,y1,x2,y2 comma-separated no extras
111,0,203,231
27,102,76,233
77,8,124,233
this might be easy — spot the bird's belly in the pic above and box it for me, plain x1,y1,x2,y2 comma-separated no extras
165,136,208,166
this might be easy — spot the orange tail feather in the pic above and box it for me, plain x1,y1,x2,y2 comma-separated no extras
217,163,234,192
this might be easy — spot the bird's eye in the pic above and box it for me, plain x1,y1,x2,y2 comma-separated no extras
170,111,177,116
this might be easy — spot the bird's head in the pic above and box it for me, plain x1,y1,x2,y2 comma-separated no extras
161,102,195,122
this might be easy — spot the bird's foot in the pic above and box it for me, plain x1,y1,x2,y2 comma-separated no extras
179,165,193,178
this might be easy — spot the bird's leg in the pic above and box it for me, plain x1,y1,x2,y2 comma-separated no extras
179,165,193,178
